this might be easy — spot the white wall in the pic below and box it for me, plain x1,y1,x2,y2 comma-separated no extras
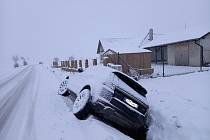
168,42,201,66
167,45,176,65
189,42,200,66
160,33,210,66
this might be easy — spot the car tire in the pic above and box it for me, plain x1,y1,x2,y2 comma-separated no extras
58,80,70,96
73,88,91,120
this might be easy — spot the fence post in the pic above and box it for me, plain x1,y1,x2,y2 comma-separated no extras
65,61,68,67
68,61,70,67
79,60,82,68
93,59,97,66
61,61,63,67
161,46,165,77
199,45,203,72
85,59,89,68
71,60,74,68
74,60,78,69
117,52,119,64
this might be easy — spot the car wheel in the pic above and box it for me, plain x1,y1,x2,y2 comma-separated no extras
73,88,91,120
58,80,70,96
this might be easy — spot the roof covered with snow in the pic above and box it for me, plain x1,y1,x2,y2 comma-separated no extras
98,38,151,54
142,25,210,48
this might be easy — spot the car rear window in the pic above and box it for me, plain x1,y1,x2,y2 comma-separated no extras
113,72,147,97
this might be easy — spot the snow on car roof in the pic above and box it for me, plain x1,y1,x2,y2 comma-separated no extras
142,25,210,48
83,65,116,77
100,38,151,54
84,65,135,82
83,66,132,86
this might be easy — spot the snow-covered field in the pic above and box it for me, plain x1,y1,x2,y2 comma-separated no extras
140,70,210,140
0,65,209,140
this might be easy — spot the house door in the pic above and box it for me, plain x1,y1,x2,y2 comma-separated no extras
175,45,189,66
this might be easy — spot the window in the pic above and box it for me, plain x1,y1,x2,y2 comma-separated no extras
113,72,147,97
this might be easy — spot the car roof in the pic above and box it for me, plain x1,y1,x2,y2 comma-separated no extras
83,65,117,74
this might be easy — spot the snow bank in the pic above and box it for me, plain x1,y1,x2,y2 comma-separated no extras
139,71,210,140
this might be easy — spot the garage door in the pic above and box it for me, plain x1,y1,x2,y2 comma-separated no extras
175,45,189,66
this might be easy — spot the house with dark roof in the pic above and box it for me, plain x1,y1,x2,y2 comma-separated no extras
97,38,154,76
143,26,210,67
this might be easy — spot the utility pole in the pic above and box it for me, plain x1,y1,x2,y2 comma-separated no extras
161,46,165,77
117,52,120,64
200,46,203,71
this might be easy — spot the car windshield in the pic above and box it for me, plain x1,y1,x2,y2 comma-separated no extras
113,72,147,97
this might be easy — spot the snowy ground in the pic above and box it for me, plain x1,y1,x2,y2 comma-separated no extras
140,70,210,140
0,65,131,140
0,65,209,140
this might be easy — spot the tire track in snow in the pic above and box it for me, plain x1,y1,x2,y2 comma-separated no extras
0,67,33,132
21,66,40,140
0,65,39,140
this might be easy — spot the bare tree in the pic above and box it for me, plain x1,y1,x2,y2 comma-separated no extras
12,55,19,68
21,57,28,66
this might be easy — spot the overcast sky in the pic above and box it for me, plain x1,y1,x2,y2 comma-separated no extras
0,0,210,67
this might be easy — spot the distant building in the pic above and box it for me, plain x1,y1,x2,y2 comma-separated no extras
97,38,154,75
143,27,210,66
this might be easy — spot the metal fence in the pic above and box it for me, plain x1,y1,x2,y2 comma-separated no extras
151,63,210,78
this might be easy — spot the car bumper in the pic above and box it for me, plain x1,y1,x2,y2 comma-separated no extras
92,97,148,131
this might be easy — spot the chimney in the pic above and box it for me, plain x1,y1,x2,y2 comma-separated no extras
148,28,153,41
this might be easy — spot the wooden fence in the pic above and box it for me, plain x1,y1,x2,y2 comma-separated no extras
54,54,153,76
56,58,99,70
103,52,154,75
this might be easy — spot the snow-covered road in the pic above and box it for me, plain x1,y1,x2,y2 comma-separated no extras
0,66,40,140
0,65,131,140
